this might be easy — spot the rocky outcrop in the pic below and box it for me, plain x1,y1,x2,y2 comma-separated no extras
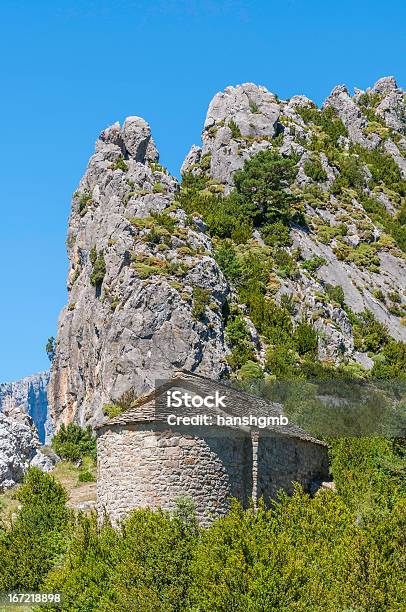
183,77,406,365
0,371,50,443
49,118,230,428
0,405,58,491
50,76,406,429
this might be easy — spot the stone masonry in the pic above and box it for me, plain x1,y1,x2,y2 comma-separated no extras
96,372,329,526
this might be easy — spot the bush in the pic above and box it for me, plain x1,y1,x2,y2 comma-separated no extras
261,220,292,247
177,189,252,244
236,360,264,380
77,190,92,215
214,240,242,282
351,310,389,353
90,251,106,287
225,314,256,370
111,155,128,172
272,248,298,279
51,423,97,462
233,149,299,227
228,119,241,139
152,182,165,193
325,283,345,306
192,287,210,320
78,469,95,483
0,469,69,591
188,482,405,611
301,256,327,272
297,104,348,144
294,319,318,356
44,509,197,612
46,336,56,362
304,158,327,182
372,340,406,378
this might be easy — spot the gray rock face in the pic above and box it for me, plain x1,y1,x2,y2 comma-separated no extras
199,83,280,190
323,85,379,149
0,412,37,490
50,76,406,429
0,403,58,490
182,76,406,369
0,371,49,443
49,118,230,428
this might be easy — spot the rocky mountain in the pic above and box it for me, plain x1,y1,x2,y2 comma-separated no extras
0,371,50,443
48,118,230,427
49,76,406,428
0,403,57,491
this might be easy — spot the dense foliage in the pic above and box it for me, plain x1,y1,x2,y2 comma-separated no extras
0,441,403,611
52,423,97,462
0,469,70,591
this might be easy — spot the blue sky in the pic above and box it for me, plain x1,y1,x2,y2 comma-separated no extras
1,0,405,382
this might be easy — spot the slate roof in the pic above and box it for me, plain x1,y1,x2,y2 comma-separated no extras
98,370,327,446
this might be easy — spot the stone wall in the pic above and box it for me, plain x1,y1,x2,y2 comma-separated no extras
257,433,329,504
97,423,252,526
97,423,329,527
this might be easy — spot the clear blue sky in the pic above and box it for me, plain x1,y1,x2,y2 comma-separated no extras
1,0,405,382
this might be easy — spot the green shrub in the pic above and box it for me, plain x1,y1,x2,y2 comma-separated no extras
51,423,96,462
261,220,292,247
325,283,345,306
233,149,299,227
372,340,406,378
228,119,241,139
176,189,252,244
78,469,95,483
351,309,389,353
272,247,298,278
225,314,256,370
103,390,138,420
236,360,264,380
44,509,197,612
103,403,123,419
90,251,106,287
111,155,128,172
304,158,328,182
249,100,259,113
192,287,210,320
214,240,242,282
297,105,348,144
0,469,69,591
294,319,318,356
45,336,56,362
153,182,165,193
77,190,92,215
301,256,327,272
348,243,380,271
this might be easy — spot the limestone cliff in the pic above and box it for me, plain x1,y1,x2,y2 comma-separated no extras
50,77,406,428
0,371,50,443
183,77,406,366
48,118,230,427
0,402,58,491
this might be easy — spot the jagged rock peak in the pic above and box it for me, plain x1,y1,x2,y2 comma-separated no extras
49,110,230,429
96,116,159,163
370,76,399,95
204,82,280,134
